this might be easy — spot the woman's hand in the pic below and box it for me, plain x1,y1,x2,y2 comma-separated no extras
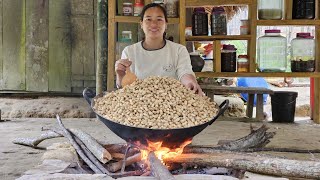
180,74,204,96
115,59,132,87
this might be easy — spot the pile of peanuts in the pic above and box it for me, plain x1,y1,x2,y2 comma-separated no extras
93,76,218,129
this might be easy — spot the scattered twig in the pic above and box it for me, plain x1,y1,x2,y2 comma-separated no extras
12,131,62,148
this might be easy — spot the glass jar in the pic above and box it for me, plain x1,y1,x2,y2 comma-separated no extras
291,32,315,72
211,7,227,35
192,7,208,36
190,52,205,72
134,2,144,16
165,0,178,18
121,31,132,41
221,44,237,72
123,2,133,16
257,29,287,72
258,0,283,20
292,0,315,19
237,55,249,72
240,19,249,35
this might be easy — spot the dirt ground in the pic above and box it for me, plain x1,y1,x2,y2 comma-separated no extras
1,118,320,180
0,83,319,180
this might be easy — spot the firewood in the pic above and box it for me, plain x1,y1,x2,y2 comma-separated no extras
55,115,103,174
148,152,175,180
107,153,142,172
164,152,320,179
111,152,126,160
12,131,62,148
104,143,139,156
69,128,112,163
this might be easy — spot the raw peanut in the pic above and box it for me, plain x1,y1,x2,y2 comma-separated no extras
93,76,218,129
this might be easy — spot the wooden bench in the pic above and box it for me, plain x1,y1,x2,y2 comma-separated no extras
200,84,274,120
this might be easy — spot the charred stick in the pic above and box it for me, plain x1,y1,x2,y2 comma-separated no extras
12,131,62,148
107,153,142,173
104,143,138,156
148,152,175,180
55,115,102,174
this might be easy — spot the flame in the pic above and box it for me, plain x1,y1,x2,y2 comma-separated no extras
140,139,192,163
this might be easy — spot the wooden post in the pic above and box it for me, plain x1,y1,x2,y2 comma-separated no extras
97,0,108,94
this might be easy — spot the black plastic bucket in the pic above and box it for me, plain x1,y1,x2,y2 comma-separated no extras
271,91,298,123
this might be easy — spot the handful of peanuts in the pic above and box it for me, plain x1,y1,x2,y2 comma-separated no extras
93,76,218,129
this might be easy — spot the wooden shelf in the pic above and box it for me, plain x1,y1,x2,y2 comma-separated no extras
257,20,320,26
114,16,180,24
195,72,320,78
186,0,252,7
186,35,251,41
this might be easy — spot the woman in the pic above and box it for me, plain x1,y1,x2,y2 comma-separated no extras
115,3,203,95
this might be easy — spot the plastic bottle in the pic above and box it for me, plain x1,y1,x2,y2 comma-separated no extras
258,0,283,20
257,29,287,72
292,0,315,19
221,44,237,72
211,7,227,35
291,32,315,72
192,7,208,36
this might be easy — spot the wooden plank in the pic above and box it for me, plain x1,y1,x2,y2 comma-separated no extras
0,0,2,87
186,0,252,7
200,85,273,94
26,0,49,92
195,72,320,78
316,0,319,20
186,35,251,41
70,18,94,89
255,94,264,120
246,94,254,118
115,16,179,24
179,0,186,45
107,0,116,91
2,0,26,90
248,1,257,72
257,20,320,26
72,75,95,81
314,25,320,123
71,0,93,15
49,0,71,92
314,78,320,123
214,40,221,72
285,0,292,20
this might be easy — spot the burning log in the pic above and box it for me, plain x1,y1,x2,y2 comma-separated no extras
164,152,320,179
148,152,175,180
69,128,112,163
107,153,142,172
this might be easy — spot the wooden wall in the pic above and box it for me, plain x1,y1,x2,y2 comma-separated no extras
0,0,97,93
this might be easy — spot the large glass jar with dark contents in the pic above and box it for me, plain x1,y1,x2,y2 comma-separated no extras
192,7,208,36
292,0,315,19
211,6,227,35
221,44,237,72
258,0,283,20
291,32,315,72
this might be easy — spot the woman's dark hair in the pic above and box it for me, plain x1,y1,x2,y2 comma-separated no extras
140,3,168,22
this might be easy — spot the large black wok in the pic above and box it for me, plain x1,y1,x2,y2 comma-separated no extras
83,88,228,149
